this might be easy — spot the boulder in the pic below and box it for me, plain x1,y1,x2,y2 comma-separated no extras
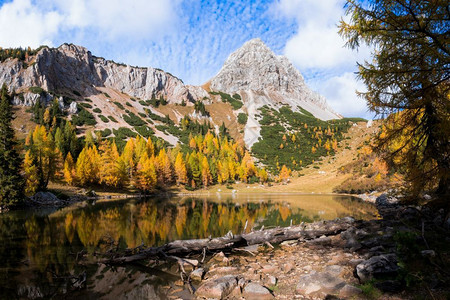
29,192,61,206
195,275,237,299
355,254,399,283
190,268,204,282
296,271,346,296
68,101,78,114
205,266,239,278
242,282,274,300
338,284,363,298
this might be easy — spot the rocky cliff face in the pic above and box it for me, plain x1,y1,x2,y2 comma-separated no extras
208,38,341,147
0,44,205,104
210,38,340,121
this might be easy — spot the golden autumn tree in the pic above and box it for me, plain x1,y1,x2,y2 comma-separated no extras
24,150,39,195
28,125,60,190
156,149,172,186
201,156,212,187
99,140,123,187
339,0,450,197
174,152,187,185
135,153,157,192
76,145,100,185
63,152,76,185
278,165,291,183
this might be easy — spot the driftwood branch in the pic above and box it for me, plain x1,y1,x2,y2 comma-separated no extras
101,217,355,265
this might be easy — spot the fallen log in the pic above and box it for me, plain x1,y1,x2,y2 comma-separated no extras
101,217,355,265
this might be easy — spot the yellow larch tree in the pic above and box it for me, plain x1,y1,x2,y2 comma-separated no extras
63,152,76,185
24,150,39,195
201,156,212,187
174,152,187,185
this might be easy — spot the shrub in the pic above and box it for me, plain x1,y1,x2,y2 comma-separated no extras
237,113,248,125
194,101,209,116
126,102,132,107
99,115,109,123
113,127,137,139
84,98,93,103
29,86,44,94
93,108,102,113
113,101,124,110
211,91,243,110
73,90,81,96
123,112,146,126
79,102,92,109
138,112,146,118
97,128,112,137
72,106,97,126
108,116,118,123
135,125,155,138
103,92,111,98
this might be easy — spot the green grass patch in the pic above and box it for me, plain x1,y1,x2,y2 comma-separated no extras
211,91,243,110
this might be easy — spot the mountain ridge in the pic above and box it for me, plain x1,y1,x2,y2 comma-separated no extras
1,39,342,149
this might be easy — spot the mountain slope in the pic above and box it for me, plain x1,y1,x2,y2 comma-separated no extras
208,38,341,147
0,40,350,173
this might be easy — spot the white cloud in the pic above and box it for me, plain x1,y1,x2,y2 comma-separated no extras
272,0,373,118
312,72,374,119
53,0,179,40
0,0,180,48
0,0,62,48
274,0,370,70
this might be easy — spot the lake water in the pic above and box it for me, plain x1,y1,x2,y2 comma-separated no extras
0,193,376,299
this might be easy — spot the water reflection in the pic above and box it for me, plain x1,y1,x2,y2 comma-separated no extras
0,194,375,299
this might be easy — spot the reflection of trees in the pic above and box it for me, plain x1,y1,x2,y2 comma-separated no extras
1,196,376,298
19,198,311,267
15,196,376,274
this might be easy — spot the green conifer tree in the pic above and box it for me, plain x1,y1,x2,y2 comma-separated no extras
0,83,25,206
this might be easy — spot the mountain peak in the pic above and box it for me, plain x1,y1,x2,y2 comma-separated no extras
209,38,341,130
209,38,305,95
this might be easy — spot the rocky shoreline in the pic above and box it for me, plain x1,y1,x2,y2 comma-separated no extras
162,195,450,299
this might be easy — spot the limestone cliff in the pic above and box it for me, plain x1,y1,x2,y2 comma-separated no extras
0,44,204,104
208,38,341,147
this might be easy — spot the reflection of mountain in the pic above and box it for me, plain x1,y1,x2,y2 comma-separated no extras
0,195,375,298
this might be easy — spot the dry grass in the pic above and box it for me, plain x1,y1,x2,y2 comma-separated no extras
12,106,35,140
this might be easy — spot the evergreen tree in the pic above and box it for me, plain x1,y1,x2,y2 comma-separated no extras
0,83,25,206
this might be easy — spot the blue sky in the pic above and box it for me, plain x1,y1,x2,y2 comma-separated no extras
0,0,373,118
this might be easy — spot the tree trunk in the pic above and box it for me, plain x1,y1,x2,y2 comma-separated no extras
102,217,355,265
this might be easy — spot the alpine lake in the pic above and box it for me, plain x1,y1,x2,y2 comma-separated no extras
0,193,377,299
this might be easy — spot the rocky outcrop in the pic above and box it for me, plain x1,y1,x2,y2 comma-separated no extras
355,254,400,283
0,44,196,104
